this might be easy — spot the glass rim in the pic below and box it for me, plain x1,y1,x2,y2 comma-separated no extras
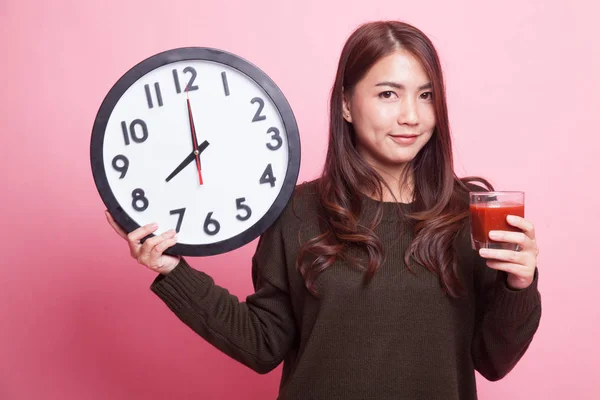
469,191,524,195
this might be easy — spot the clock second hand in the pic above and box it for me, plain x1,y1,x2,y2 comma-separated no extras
187,91,203,185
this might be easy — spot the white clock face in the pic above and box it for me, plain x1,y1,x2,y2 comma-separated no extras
100,58,292,247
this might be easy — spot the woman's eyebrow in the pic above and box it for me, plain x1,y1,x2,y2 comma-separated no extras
375,81,432,90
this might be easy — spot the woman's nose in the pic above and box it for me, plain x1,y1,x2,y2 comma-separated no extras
397,97,419,125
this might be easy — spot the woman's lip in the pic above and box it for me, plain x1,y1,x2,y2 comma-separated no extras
390,135,418,144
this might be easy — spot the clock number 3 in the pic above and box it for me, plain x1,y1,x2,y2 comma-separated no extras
132,189,149,212
266,127,283,151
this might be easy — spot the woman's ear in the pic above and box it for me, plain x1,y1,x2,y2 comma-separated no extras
342,91,353,123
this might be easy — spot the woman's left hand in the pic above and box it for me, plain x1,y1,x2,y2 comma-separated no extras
478,215,539,290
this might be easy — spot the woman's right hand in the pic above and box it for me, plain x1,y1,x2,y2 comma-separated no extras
105,210,181,275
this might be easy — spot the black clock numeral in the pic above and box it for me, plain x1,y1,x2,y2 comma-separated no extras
121,119,149,146
259,164,276,188
266,127,283,151
221,71,230,96
251,97,266,122
112,155,129,179
173,67,199,93
172,69,181,93
203,212,221,236
235,198,252,221
132,188,149,212
144,82,163,109
170,208,186,233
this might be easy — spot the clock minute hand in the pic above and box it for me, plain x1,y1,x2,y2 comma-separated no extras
165,140,210,183
187,93,203,185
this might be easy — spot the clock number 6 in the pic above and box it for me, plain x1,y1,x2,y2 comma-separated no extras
236,198,252,221
204,212,221,236
266,127,283,151
132,189,149,212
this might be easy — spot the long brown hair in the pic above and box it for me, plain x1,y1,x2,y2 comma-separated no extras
296,21,493,298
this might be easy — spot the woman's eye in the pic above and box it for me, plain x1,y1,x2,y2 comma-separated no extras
379,91,395,99
421,91,433,100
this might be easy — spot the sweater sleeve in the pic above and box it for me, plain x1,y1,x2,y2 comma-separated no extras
471,259,542,381
149,216,297,374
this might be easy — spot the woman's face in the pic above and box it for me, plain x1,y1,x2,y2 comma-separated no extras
343,49,436,175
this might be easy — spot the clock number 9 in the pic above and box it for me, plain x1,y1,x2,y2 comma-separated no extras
112,155,129,179
132,189,149,212
121,119,148,146
266,127,283,151
204,212,221,236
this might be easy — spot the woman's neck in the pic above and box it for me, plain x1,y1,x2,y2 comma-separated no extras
368,168,415,204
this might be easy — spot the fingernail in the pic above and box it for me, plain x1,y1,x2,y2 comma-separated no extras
151,223,158,229
173,235,178,242
479,248,489,256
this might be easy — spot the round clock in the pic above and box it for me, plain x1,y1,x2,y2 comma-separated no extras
91,47,301,256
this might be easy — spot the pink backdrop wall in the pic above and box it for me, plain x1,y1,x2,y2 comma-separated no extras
2,0,599,398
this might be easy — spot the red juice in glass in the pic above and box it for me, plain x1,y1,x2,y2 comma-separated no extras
469,191,525,251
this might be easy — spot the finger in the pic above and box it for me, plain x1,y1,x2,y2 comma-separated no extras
488,230,531,249
506,215,536,240
139,229,177,259
152,236,179,258
127,222,160,244
105,210,128,239
485,260,535,283
479,248,524,265
484,260,523,276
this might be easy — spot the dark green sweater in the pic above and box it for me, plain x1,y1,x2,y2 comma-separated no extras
151,180,541,399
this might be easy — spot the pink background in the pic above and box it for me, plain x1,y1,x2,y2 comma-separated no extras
2,0,599,398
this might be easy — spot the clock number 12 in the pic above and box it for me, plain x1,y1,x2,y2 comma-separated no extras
173,67,199,93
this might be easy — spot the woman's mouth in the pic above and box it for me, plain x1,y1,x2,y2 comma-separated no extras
390,134,418,144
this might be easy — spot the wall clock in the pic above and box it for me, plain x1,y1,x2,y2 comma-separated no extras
91,47,300,256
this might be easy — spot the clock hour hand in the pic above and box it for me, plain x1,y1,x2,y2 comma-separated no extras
165,140,210,183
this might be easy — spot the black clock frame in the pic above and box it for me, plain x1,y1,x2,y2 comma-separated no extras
90,47,301,256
